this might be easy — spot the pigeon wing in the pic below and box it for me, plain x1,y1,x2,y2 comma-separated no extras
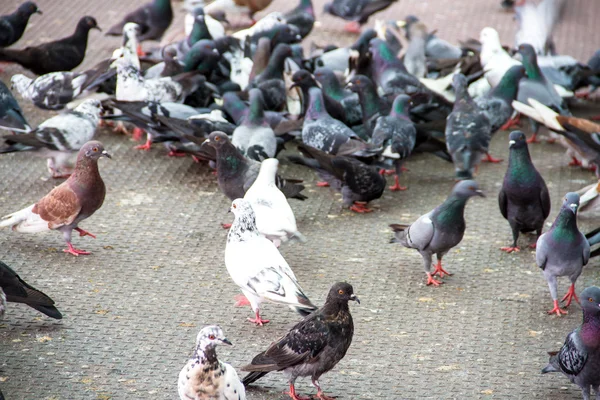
557,331,588,375
33,183,81,230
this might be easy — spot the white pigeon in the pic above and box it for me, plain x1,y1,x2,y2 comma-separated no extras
178,325,246,400
514,0,564,56
225,199,316,326
232,12,285,40
11,72,89,111
0,99,103,178
110,23,141,69
244,159,306,247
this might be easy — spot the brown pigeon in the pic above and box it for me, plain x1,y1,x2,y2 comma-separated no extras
0,141,110,256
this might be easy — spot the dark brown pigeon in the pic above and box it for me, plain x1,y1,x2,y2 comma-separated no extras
0,141,111,256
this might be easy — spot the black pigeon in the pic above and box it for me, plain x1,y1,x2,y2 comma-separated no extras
289,143,385,212
106,0,173,42
324,0,398,34
242,282,359,400
284,0,316,38
0,260,62,319
205,131,307,201
0,79,30,133
0,1,41,48
498,131,551,253
291,69,347,124
0,16,101,75
542,286,600,399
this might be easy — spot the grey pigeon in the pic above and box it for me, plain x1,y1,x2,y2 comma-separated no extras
205,132,307,201
0,99,102,178
323,0,398,33
498,131,551,252
289,143,385,212
536,192,590,316
250,43,293,111
542,286,600,400
0,260,62,319
178,325,246,400
284,0,315,38
106,0,173,43
0,79,29,133
0,141,111,256
313,67,362,126
0,2,41,48
242,282,358,400
400,15,462,60
232,89,277,161
10,71,90,110
402,21,427,78
445,74,492,180
390,180,485,286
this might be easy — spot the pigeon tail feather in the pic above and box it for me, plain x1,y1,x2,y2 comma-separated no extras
0,204,49,233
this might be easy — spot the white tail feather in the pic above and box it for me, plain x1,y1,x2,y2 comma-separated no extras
527,98,564,131
511,100,544,125
0,204,50,233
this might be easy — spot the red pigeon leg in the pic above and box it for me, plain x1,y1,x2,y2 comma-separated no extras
547,300,568,316
343,21,361,34
500,246,520,253
561,283,580,308
432,259,452,277
136,44,146,57
247,310,269,326
426,272,443,286
590,114,600,121
75,227,96,239
63,242,91,256
316,181,330,187
312,379,336,400
221,223,232,229
286,383,311,400
349,202,373,213
132,127,145,142
167,150,187,157
568,156,583,167
233,294,251,307
500,114,521,131
528,242,537,249
526,132,541,144
191,155,202,163
389,175,407,191
379,169,395,176
482,152,503,163
134,139,152,151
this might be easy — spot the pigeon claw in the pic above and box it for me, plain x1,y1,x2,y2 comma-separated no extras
64,243,91,256
426,272,443,286
568,156,583,167
134,140,152,151
389,175,407,191
221,223,232,229
75,227,96,239
233,294,251,307
526,133,540,144
286,384,311,400
432,260,452,277
248,311,269,326
483,153,503,163
379,169,395,176
500,114,521,131
528,243,537,249
547,300,568,316
316,181,330,187
349,202,373,213
167,150,187,157
316,391,337,400
561,284,580,308
343,21,362,34
500,246,520,253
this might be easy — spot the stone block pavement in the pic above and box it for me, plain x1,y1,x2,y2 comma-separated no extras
0,0,599,399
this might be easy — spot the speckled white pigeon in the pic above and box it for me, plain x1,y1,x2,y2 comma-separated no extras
178,325,246,400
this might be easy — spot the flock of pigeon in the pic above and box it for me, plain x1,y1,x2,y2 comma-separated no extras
0,0,600,398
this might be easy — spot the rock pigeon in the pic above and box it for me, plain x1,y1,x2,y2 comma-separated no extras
390,180,485,286
542,286,600,400
0,16,101,75
178,325,246,400
244,158,305,247
204,0,273,26
445,74,492,180
225,198,316,325
346,74,390,137
0,79,29,133
371,94,417,191
242,282,358,400
498,131,551,252
0,260,62,319
0,99,102,178
10,71,91,110
536,192,590,316
289,143,385,213
0,141,111,256
232,89,276,161
479,27,522,88
250,43,295,111
284,0,316,38
106,0,173,44
313,67,362,126
290,69,348,125
204,132,307,201
402,21,428,78
324,0,398,34
0,2,42,48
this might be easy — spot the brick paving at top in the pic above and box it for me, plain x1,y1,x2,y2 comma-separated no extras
0,0,599,399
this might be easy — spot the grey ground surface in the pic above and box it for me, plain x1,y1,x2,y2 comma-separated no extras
1,0,600,399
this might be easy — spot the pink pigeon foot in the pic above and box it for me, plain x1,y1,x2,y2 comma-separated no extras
426,272,443,286
75,227,96,239
547,300,568,316
134,140,152,151
63,242,90,256
344,21,361,34
247,310,269,326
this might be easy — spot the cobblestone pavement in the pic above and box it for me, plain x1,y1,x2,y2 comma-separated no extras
0,0,600,399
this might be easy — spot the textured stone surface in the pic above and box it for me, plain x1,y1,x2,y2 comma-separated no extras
0,0,599,399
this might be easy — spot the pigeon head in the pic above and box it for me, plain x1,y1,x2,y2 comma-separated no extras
562,192,580,214
581,286,600,316
205,132,231,149
508,130,527,149
368,38,397,64
230,198,254,216
79,16,101,32
80,141,111,161
183,40,220,72
271,25,302,47
255,158,279,185
326,282,360,305
208,10,229,25
390,94,412,118
451,73,468,91
314,67,336,86
351,28,377,52
195,325,232,351
346,75,374,93
290,70,316,91
122,23,140,46
10,74,32,93
479,27,501,48
452,180,485,198
516,44,541,78
19,2,42,15
228,199,259,241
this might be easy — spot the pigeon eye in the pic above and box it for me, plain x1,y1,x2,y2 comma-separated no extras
589,297,595,302
214,136,220,141
232,204,237,209
468,186,475,191
338,289,344,295
208,334,216,340
92,147,98,152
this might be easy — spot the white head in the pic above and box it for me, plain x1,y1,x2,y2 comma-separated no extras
480,27,501,47
74,99,103,118
122,23,140,47
230,198,255,217
195,325,232,351
10,74,33,94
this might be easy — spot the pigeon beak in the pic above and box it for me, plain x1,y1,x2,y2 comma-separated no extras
514,52,523,62
350,294,360,304
289,82,299,90
101,150,112,159
569,203,578,212
475,190,485,197
508,140,516,147
396,20,406,28
212,49,219,55
35,9,43,14
221,338,233,346
94,25,102,32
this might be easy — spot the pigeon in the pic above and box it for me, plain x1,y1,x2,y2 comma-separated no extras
0,16,101,75
498,131,551,253
0,141,111,256
181,39,221,74
0,1,42,48
290,69,348,125
390,180,485,286
284,0,316,38
402,21,428,78
0,99,102,178
398,15,462,60
346,74,391,137
178,325,246,400
225,198,316,325
289,143,386,212
232,89,277,161
0,260,62,319
204,131,307,201
313,67,362,126
106,0,173,44
204,0,273,26
250,43,294,111
10,71,91,110
244,158,305,247
370,94,417,191
445,74,492,180
0,79,30,133
536,192,590,316
242,282,358,400
479,27,521,88
542,286,600,400
324,0,398,34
